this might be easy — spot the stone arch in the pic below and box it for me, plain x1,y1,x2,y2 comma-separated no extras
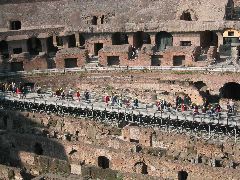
219,82,240,100
155,31,173,51
34,142,43,155
178,170,188,180
98,156,109,169
133,162,148,174
180,9,198,21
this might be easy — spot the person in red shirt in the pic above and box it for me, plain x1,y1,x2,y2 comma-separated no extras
76,91,80,101
105,95,110,106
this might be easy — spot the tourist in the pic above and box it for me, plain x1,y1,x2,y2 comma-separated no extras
76,91,80,101
61,90,65,100
133,98,139,109
215,104,221,113
156,100,161,111
193,105,199,115
84,90,90,102
105,95,110,106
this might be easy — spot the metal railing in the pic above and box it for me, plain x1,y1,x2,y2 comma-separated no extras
0,66,239,77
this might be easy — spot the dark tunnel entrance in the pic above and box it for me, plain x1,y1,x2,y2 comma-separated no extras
220,82,240,100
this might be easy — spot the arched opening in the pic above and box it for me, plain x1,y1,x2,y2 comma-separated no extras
180,12,192,21
0,40,9,58
68,34,76,48
155,32,173,51
219,82,240,100
79,34,85,47
101,15,104,24
201,31,218,48
178,170,188,180
133,31,151,49
27,37,42,55
92,16,98,25
10,62,24,72
56,36,63,46
98,156,109,169
94,43,103,56
134,162,148,174
10,21,21,30
112,32,129,45
47,37,58,54
34,143,43,155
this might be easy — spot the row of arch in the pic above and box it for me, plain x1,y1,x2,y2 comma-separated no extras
0,30,219,57
112,31,173,50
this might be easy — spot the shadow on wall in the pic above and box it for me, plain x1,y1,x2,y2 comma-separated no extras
0,73,69,179
0,109,69,179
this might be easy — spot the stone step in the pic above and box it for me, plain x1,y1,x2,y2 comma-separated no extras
85,62,99,67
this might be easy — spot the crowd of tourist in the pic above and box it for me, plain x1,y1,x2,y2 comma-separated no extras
0,82,237,116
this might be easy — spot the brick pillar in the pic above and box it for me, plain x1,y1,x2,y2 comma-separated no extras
75,33,80,47
40,38,49,54
62,36,69,48
7,41,13,56
150,34,156,45
128,34,134,46
53,35,58,47
21,40,28,52
216,32,223,51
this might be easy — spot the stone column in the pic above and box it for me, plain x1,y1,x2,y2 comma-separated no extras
40,38,49,54
75,33,80,47
62,36,69,48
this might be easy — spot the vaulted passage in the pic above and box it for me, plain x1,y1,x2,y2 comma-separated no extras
134,162,148,174
201,31,218,48
68,35,76,48
34,143,43,155
112,32,128,45
47,37,58,54
27,37,42,55
64,58,78,68
10,62,23,72
133,31,151,48
107,56,120,66
220,82,240,100
94,43,103,56
156,32,173,51
98,156,109,169
180,12,192,21
10,21,21,30
178,170,188,180
173,55,185,66
0,40,9,58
